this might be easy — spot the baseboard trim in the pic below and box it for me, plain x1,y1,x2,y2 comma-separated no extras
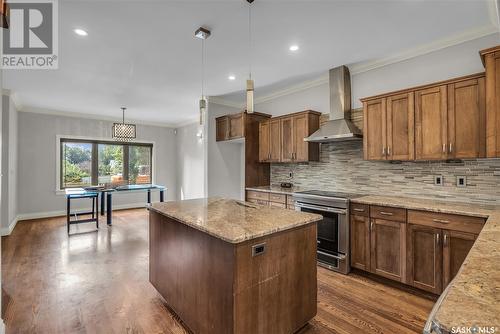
0,217,19,236
3,203,148,236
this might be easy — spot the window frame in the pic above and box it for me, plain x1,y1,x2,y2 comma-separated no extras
57,136,154,190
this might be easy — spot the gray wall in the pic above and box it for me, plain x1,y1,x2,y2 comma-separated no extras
1,94,18,233
175,122,205,200
255,33,500,115
17,111,178,217
206,102,244,200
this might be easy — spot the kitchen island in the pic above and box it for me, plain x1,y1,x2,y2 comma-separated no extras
148,198,322,334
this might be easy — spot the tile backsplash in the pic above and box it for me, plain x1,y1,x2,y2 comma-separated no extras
271,141,500,205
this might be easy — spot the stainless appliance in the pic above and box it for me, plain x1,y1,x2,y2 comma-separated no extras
304,66,362,142
293,190,361,274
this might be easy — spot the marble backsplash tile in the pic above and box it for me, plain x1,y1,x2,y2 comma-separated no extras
271,141,500,205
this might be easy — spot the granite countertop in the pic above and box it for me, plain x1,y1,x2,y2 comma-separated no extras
245,185,306,195
149,197,322,244
352,195,500,333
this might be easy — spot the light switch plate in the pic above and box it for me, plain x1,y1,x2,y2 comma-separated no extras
457,176,467,187
434,175,444,186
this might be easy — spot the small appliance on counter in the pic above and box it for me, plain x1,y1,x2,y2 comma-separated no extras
293,190,362,274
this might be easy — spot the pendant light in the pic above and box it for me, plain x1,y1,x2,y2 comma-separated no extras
112,107,136,141
246,0,254,113
195,27,211,125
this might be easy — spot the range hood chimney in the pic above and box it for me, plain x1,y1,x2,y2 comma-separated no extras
305,66,362,142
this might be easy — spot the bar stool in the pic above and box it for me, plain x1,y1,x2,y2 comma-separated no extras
66,191,99,235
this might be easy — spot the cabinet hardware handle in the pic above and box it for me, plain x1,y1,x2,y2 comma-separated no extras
432,219,450,224
387,146,391,156
436,233,440,245
443,234,448,247
449,142,453,153
370,221,373,231
442,143,446,153
353,208,365,212
382,147,386,156
379,211,393,216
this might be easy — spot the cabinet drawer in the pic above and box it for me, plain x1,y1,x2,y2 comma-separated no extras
269,193,286,204
350,203,369,217
407,210,485,234
370,205,406,222
247,198,269,206
246,191,270,201
269,202,286,209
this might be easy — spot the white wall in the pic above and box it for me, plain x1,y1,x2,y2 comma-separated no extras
175,122,205,200
256,33,500,115
17,111,178,218
1,94,18,234
206,101,244,200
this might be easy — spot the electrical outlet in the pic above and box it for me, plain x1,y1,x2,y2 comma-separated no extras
434,175,444,186
456,176,467,187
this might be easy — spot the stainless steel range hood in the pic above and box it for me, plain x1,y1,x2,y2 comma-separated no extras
305,66,362,142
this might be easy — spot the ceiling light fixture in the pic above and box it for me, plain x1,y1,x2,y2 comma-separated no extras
245,0,255,113
112,107,136,141
74,28,88,36
228,75,236,81
195,27,211,126
289,45,299,52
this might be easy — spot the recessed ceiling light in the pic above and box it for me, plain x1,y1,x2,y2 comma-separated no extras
228,75,236,81
289,45,299,52
74,28,88,36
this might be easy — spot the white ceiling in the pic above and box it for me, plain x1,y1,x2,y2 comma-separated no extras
4,0,499,126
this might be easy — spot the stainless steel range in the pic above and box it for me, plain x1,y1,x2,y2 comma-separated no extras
293,190,362,274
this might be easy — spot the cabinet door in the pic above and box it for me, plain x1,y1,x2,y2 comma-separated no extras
293,114,309,162
443,230,477,288
280,117,294,162
229,114,244,139
485,50,500,157
415,85,448,160
407,224,442,294
269,118,281,162
386,92,414,160
447,78,486,159
363,98,387,160
216,116,229,142
350,215,370,271
370,219,406,282
259,120,270,162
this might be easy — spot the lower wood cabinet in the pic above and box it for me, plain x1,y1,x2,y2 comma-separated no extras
370,218,406,283
350,214,370,271
442,230,477,287
351,204,485,295
406,224,443,294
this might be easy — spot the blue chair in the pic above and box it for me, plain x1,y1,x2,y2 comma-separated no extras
66,190,99,235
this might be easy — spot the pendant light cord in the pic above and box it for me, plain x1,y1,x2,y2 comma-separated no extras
201,38,205,98
248,3,252,80
122,107,126,124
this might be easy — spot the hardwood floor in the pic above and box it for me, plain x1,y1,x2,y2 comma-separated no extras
2,209,435,334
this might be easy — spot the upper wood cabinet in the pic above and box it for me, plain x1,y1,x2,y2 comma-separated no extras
480,45,500,158
258,110,320,163
216,112,270,142
415,85,448,160
259,119,281,162
363,94,414,161
362,73,486,161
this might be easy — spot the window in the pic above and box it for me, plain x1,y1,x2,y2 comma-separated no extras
60,138,153,189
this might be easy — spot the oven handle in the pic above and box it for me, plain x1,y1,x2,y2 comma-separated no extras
317,250,346,260
295,202,347,215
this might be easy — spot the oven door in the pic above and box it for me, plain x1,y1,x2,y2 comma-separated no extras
295,202,348,273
